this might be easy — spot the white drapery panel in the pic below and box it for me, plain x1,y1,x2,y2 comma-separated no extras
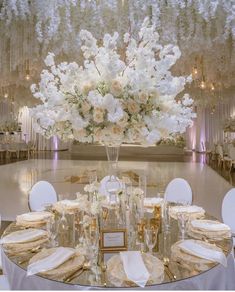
18,106,69,151
187,94,235,152
0,100,17,125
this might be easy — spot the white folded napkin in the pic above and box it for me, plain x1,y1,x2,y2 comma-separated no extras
144,198,163,206
0,229,47,244
179,240,227,267
177,205,204,213
191,220,230,231
171,205,205,215
17,211,52,222
120,251,150,287
27,247,76,276
58,200,80,208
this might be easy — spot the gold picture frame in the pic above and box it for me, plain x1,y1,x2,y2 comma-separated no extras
100,228,127,251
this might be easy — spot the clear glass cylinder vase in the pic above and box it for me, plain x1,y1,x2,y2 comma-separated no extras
105,145,120,164
105,144,121,204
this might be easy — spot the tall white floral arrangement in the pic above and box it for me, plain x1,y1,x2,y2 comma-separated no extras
30,18,196,146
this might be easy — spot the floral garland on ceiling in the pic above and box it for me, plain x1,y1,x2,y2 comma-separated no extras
29,18,196,145
1,0,234,45
0,0,234,108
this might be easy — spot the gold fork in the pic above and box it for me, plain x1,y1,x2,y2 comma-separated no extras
101,263,107,287
163,257,177,281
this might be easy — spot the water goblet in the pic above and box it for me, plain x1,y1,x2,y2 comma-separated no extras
144,226,158,255
138,174,147,198
105,175,120,205
163,201,171,231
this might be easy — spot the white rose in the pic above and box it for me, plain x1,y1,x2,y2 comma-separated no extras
93,108,105,123
110,80,123,96
138,92,148,104
81,101,91,114
127,100,140,114
82,83,95,96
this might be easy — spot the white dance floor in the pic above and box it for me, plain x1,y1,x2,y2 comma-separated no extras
0,159,232,221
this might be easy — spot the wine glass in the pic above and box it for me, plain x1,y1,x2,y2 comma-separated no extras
177,213,189,239
144,226,158,254
57,207,69,246
46,217,58,247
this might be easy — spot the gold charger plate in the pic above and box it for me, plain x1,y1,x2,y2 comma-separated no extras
16,211,53,228
171,239,223,272
170,205,205,220
188,219,231,241
29,247,85,281
3,229,48,254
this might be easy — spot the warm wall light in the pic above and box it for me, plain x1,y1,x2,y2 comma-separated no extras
211,83,215,91
193,66,198,75
25,68,30,80
4,93,8,98
200,80,206,89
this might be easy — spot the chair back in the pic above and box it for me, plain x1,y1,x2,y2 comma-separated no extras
228,146,235,160
222,188,235,233
164,178,192,204
28,181,58,211
216,144,223,157
99,175,123,197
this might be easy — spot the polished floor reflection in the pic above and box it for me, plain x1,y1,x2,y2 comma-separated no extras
0,159,232,222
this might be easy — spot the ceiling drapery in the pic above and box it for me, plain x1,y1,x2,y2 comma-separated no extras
0,0,234,108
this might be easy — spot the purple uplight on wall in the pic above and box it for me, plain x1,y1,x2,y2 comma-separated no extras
53,136,58,151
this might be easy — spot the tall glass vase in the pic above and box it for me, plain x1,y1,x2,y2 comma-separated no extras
105,145,121,204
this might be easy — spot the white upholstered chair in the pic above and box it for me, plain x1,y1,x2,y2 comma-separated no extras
215,144,224,168
222,188,235,248
164,178,193,205
28,181,58,211
227,146,235,172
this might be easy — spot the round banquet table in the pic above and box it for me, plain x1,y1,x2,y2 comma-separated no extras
2,216,235,290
